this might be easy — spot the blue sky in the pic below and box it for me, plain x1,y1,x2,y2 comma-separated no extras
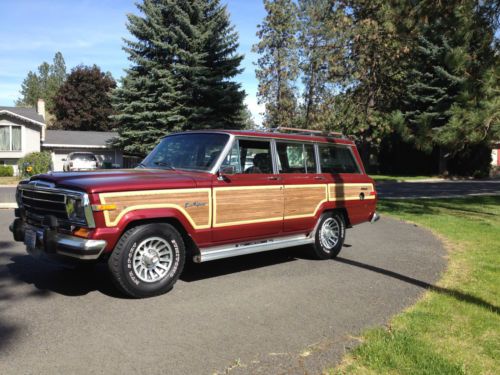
0,0,266,122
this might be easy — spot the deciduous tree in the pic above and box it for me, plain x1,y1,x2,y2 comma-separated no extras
53,65,116,131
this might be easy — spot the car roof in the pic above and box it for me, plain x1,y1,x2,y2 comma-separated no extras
170,130,356,146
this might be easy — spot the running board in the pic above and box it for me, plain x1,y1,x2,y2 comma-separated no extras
194,234,314,263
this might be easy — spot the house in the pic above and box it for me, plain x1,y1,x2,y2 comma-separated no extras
43,130,122,171
0,100,46,175
0,100,123,175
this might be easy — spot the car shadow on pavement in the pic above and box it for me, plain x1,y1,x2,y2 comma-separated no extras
3,254,124,299
1,246,317,299
180,245,314,282
335,257,499,315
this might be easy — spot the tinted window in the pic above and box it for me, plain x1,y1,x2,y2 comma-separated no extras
319,145,360,174
276,142,317,173
221,139,273,174
142,133,229,171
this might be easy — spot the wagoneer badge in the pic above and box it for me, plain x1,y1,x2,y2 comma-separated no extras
184,202,207,209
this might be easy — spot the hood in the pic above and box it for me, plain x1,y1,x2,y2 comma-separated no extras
30,169,210,194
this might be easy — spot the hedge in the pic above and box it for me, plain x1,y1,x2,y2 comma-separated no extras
0,165,14,177
17,152,52,178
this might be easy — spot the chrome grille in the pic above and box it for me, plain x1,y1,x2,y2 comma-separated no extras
21,190,68,220
18,184,94,228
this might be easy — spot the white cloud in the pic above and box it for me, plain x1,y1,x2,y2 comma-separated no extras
244,96,264,126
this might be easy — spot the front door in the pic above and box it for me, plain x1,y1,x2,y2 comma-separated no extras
212,138,284,243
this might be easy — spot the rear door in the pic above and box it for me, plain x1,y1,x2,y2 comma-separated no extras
276,141,328,232
212,137,284,243
317,143,375,225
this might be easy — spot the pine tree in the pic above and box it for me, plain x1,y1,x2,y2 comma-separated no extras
16,52,67,116
191,0,245,129
395,0,499,160
253,0,299,129
113,0,245,155
53,65,116,131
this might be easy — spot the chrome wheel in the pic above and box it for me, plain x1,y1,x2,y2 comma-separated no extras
132,236,173,283
319,217,340,250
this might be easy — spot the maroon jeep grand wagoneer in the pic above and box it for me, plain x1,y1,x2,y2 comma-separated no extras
10,129,379,298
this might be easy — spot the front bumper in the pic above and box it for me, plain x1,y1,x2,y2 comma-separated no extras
10,218,107,261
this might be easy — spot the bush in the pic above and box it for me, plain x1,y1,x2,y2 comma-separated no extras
0,165,14,177
17,152,52,178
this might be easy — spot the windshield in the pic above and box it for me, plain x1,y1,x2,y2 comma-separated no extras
141,133,229,172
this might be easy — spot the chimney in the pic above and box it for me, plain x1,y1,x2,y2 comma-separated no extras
37,99,45,120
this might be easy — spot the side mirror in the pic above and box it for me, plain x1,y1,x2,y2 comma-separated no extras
217,166,236,181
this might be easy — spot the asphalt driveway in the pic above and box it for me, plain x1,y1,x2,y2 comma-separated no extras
0,209,445,374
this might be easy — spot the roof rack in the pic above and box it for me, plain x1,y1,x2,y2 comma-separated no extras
272,127,345,138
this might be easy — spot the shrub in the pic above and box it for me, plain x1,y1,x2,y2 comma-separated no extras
17,152,52,178
0,165,14,177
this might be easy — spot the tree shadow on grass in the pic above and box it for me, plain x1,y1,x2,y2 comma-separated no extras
335,257,499,315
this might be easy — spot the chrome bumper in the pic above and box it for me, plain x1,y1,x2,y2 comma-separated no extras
370,212,380,223
10,219,106,261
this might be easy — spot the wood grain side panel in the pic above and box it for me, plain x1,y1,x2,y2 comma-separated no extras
328,183,375,201
284,185,327,218
100,189,211,228
214,186,283,227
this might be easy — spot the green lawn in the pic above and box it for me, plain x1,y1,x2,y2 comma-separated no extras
369,174,439,182
331,196,500,375
0,176,20,185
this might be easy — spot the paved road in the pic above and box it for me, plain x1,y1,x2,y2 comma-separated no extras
376,180,500,199
0,209,445,374
0,187,15,204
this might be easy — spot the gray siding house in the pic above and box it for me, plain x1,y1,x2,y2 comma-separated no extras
0,100,122,175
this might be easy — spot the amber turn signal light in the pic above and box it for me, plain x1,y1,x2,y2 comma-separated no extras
73,228,91,238
91,204,117,212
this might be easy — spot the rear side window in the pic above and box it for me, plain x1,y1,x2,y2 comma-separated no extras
276,142,317,173
319,145,360,174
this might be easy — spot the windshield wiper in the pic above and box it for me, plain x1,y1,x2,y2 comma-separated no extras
136,162,147,169
154,161,176,170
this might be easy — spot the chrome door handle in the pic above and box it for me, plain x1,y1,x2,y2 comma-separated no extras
267,176,279,180
314,176,326,180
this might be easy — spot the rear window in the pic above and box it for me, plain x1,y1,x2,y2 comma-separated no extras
70,153,97,161
318,145,360,174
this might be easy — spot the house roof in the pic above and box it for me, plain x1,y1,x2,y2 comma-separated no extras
0,106,45,125
43,130,119,148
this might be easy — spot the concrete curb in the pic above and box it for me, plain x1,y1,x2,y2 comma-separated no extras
0,203,17,209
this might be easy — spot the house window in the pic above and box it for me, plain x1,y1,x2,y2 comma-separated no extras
0,125,22,151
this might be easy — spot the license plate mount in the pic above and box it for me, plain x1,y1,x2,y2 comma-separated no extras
24,229,37,250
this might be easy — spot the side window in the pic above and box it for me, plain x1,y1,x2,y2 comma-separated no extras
277,142,305,173
221,139,273,174
319,145,360,174
277,142,317,173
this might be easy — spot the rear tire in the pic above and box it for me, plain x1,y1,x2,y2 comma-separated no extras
312,212,346,259
108,223,185,298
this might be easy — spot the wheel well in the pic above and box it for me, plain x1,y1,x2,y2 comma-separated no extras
122,218,200,258
323,208,351,227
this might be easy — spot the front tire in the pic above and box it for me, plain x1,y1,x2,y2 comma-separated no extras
312,212,346,259
108,223,185,298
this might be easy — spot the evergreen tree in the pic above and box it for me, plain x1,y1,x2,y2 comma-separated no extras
253,0,299,129
53,65,116,131
16,52,67,117
113,0,245,155
394,0,499,162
